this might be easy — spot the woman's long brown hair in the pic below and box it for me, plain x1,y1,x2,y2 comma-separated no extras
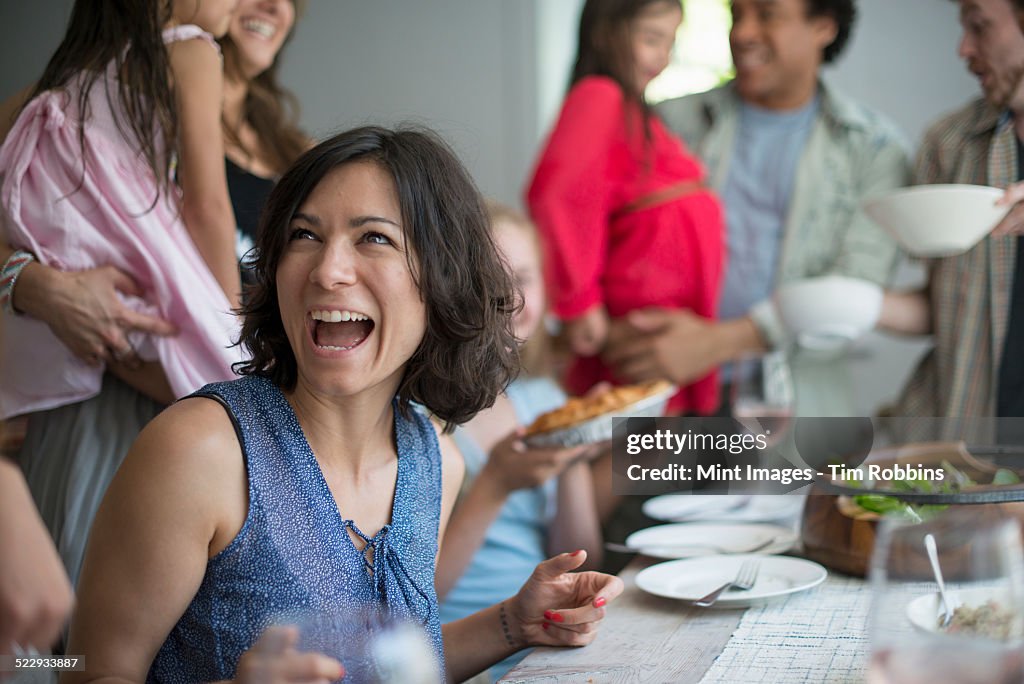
30,0,176,205
219,2,308,175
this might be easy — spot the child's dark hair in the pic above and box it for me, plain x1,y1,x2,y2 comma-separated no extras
571,0,680,104
30,0,176,205
571,0,680,146
236,126,521,431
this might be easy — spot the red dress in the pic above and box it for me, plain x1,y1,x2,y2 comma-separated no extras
526,76,724,415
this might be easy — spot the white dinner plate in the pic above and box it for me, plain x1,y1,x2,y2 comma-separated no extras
642,494,805,523
623,522,797,559
635,554,827,606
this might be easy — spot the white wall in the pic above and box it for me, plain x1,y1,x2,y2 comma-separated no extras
278,1,538,207
535,0,586,143
827,0,978,147
0,1,74,95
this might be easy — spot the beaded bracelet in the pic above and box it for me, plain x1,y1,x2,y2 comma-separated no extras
0,249,36,314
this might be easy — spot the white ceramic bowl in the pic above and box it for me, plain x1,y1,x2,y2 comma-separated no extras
906,587,1021,637
863,184,1009,257
775,275,883,350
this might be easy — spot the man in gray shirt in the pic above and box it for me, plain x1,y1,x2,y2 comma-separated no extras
603,0,909,417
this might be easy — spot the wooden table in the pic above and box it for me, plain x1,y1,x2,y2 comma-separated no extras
501,558,872,684
500,559,743,683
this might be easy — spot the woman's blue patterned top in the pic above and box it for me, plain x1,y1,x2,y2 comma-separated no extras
148,375,444,682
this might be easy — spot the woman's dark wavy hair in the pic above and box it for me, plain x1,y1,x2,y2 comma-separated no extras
805,0,857,64
571,0,680,105
235,126,521,431
219,0,308,174
29,0,176,204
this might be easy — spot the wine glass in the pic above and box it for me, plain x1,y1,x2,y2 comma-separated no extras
288,604,441,684
867,507,1024,684
731,350,795,448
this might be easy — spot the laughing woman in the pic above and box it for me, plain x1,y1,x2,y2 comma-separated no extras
62,127,622,683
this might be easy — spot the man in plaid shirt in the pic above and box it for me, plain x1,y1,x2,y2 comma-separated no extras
881,0,1024,442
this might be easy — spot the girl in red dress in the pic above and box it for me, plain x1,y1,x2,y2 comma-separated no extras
526,0,724,415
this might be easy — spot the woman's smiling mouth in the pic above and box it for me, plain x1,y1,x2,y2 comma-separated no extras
309,309,375,351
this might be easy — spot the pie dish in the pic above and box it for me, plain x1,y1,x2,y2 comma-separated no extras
523,380,675,448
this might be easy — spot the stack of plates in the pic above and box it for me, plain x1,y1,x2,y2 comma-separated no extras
628,492,822,606
624,522,797,560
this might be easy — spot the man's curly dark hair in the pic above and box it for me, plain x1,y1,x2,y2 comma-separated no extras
806,0,857,64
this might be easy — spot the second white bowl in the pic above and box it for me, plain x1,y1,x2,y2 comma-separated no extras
775,275,883,349
863,184,1009,257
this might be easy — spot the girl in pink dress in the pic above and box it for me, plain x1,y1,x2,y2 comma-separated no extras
0,0,241,587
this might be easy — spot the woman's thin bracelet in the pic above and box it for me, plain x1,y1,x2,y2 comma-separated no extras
0,249,36,315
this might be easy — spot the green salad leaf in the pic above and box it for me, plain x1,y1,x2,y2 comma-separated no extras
844,461,1020,521
992,468,1022,486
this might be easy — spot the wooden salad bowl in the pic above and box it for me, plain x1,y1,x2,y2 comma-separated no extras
800,441,1024,578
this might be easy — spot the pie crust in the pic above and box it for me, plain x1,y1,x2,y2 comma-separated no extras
524,380,674,436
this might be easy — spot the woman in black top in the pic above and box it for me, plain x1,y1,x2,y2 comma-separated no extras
220,0,310,274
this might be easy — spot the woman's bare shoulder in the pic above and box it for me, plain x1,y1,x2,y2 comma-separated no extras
125,395,244,485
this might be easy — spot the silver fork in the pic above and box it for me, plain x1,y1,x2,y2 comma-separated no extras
693,560,760,607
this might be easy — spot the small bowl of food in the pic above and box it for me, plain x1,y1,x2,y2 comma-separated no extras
906,587,1023,639
863,184,1009,257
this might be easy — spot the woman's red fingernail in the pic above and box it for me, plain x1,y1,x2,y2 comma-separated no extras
542,621,550,630
549,612,564,623
594,596,607,608
570,549,584,556
543,610,553,620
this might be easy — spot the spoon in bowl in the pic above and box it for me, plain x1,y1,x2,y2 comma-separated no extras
924,533,955,628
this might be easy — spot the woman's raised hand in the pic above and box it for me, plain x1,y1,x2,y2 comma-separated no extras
234,626,345,683
506,550,623,648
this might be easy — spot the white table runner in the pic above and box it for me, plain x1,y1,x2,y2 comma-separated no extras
700,574,871,684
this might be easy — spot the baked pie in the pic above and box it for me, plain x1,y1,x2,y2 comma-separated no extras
524,380,674,436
